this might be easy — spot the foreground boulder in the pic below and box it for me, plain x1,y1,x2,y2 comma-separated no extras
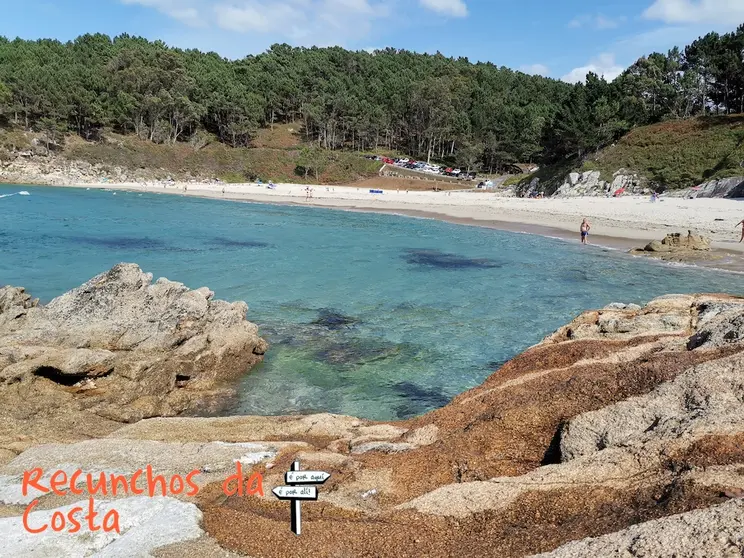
0,264,267,451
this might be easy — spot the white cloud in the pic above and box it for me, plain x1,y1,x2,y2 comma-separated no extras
121,0,204,26
122,0,389,47
568,13,627,29
419,0,468,18
643,0,744,25
519,63,550,76
561,53,624,83
213,2,303,33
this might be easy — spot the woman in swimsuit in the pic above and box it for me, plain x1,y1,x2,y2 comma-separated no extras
580,218,591,244
737,220,744,243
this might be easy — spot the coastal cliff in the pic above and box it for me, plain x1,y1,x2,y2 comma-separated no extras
1,269,744,556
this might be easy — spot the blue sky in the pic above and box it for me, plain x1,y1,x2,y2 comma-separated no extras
0,0,743,82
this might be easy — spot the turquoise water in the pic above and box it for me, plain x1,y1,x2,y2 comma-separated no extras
2,184,744,420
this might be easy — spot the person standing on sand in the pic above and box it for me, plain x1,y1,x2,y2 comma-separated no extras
580,218,591,244
737,219,744,242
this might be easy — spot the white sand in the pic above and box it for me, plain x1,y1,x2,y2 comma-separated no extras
61,181,744,254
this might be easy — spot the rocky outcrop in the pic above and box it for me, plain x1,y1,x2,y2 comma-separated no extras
0,152,145,185
551,170,647,198
673,176,744,199
2,288,744,556
640,231,711,252
530,167,744,199
630,231,718,264
0,264,267,451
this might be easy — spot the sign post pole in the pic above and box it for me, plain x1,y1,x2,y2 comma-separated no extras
290,461,301,536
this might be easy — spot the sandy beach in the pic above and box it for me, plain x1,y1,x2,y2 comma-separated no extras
12,179,744,268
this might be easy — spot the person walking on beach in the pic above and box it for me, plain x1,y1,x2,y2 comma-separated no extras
737,219,744,242
580,218,591,244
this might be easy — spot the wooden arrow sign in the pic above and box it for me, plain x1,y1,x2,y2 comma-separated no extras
273,460,330,536
272,485,318,501
285,471,331,485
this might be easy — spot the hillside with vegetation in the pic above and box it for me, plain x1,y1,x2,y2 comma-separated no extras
0,122,382,184
0,24,743,187
521,114,744,195
583,115,744,188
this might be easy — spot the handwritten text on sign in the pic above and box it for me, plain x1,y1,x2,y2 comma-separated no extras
285,471,331,484
272,486,318,500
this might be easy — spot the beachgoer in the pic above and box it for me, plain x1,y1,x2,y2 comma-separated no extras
580,218,591,244
737,219,744,243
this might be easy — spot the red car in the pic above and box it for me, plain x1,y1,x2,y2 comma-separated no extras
382,157,395,164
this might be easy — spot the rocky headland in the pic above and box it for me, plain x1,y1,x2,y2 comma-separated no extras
1,268,744,556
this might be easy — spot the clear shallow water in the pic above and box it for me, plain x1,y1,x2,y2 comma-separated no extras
2,184,744,421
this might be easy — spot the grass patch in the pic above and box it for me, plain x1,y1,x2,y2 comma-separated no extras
252,122,304,149
0,127,33,152
503,173,528,187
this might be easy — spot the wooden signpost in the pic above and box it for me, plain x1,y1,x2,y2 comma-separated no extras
272,460,331,535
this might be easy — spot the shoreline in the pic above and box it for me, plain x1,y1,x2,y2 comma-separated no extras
5,179,744,272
